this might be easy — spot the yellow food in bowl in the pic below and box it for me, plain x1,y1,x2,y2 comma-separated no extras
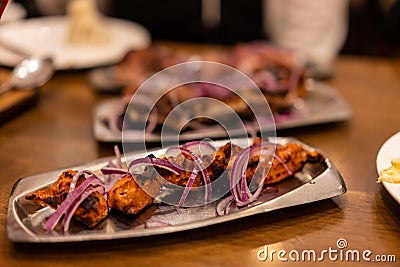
377,158,400,183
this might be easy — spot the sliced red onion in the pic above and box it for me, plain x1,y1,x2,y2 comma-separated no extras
100,167,129,175
100,167,129,191
273,153,293,176
128,157,181,175
165,144,213,204
61,184,105,232
68,171,83,195
68,170,100,195
100,145,130,191
172,147,212,203
229,146,250,202
217,182,279,216
233,165,270,208
229,141,275,207
216,195,235,216
178,168,199,207
43,176,105,231
236,174,267,207
241,173,250,202
181,140,216,157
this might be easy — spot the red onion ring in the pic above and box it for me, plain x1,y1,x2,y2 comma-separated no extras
100,167,129,175
68,170,100,195
100,167,130,191
216,195,235,216
273,153,294,176
229,141,275,207
178,168,199,207
61,184,105,232
128,157,181,175
166,146,212,203
181,140,216,156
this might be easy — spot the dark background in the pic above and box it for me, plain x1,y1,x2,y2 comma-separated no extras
14,0,400,57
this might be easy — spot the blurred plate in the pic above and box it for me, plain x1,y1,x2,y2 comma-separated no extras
0,15,150,69
93,81,352,142
376,131,400,204
7,137,346,243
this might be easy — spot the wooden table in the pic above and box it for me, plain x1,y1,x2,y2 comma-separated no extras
1,54,400,266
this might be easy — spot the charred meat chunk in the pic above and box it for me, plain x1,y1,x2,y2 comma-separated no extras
107,173,160,215
25,169,108,228
247,140,325,184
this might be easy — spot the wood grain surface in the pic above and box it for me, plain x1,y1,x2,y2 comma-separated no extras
0,69,39,124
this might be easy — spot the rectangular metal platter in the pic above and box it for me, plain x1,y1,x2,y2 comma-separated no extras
93,82,352,142
7,137,346,243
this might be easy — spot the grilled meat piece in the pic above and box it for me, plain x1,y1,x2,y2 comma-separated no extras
157,154,203,187
156,142,243,187
107,173,160,215
231,42,308,114
120,45,189,95
206,142,243,181
150,140,323,193
25,169,109,228
25,170,82,209
247,140,324,184
73,191,109,228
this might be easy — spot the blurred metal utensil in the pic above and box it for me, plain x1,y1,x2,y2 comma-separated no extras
0,56,54,95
